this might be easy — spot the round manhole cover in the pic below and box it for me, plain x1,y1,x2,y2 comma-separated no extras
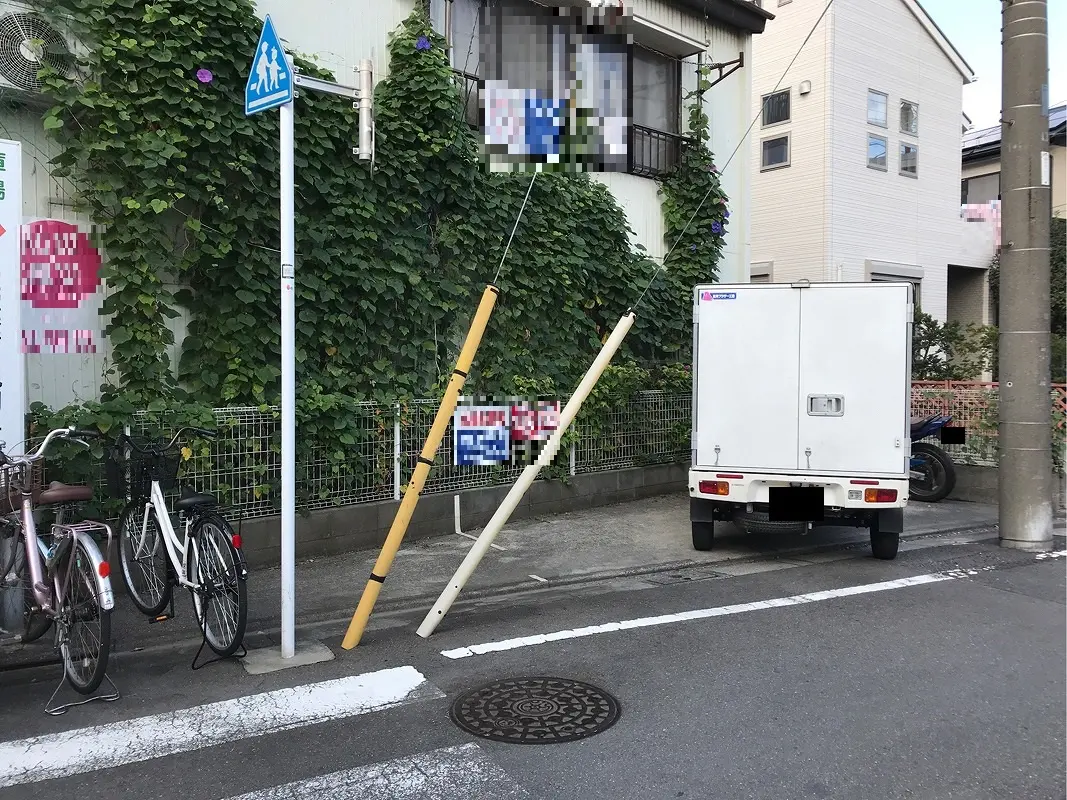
448,676,621,744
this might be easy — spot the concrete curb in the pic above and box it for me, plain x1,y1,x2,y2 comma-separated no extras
85,523,1067,663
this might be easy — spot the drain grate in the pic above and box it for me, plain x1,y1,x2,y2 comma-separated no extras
448,676,621,744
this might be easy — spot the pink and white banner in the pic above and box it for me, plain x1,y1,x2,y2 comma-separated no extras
21,218,104,355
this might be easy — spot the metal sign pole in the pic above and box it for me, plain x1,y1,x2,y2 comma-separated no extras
245,14,371,664
279,97,296,659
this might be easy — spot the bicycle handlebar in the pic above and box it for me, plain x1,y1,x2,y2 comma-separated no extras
0,426,94,468
116,426,216,456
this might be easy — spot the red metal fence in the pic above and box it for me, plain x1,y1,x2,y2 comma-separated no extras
910,381,1067,467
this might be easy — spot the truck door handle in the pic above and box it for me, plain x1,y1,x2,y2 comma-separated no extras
807,394,844,416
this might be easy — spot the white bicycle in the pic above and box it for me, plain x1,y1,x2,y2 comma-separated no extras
109,427,247,658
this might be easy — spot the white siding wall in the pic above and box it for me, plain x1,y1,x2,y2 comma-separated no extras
597,22,752,281
4,109,109,408
828,0,964,321
254,0,412,84
749,0,831,282
702,27,752,283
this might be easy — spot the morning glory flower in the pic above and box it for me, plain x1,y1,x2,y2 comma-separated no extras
416,36,431,51
711,222,723,235
196,68,213,83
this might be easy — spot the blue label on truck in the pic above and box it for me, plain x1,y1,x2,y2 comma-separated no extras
701,291,736,301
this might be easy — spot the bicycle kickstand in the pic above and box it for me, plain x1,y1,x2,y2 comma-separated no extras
44,673,120,717
190,601,247,672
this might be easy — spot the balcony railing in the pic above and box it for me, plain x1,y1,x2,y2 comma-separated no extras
451,71,690,179
629,124,690,179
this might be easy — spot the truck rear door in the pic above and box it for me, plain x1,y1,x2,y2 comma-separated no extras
796,283,911,476
693,286,800,471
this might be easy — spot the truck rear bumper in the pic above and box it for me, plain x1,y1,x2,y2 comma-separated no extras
688,469,909,512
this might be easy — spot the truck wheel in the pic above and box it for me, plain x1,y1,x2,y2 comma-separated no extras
869,515,900,560
692,521,714,551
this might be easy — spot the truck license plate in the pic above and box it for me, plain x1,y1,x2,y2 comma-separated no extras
769,486,825,522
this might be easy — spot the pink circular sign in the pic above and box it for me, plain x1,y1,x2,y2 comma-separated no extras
21,219,103,309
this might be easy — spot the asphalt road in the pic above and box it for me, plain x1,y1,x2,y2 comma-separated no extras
1,532,1064,800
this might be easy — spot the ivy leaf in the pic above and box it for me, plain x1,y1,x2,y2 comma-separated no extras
149,199,169,213
43,115,64,130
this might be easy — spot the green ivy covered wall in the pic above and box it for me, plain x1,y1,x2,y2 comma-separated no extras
30,1,730,437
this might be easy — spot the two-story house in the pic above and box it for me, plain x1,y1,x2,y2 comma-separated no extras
262,0,771,275
961,102,1066,217
748,0,974,323
4,0,771,408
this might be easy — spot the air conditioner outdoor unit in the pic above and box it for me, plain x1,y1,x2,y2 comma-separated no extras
0,1,78,105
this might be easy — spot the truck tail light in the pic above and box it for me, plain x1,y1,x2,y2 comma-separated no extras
699,480,730,496
864,488,898,503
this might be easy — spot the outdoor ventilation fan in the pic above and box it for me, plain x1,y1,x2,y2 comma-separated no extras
0,10,74,93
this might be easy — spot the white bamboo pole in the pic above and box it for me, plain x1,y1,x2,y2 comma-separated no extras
416,311,637,638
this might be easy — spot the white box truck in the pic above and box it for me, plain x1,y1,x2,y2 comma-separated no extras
688,280,913,560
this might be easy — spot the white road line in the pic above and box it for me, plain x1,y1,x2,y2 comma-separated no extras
1036,549,1067,560
440,573,957,659
0,665,443,789
225,743,532,800
528,574,548,583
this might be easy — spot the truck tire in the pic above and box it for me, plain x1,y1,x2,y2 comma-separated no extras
732,509,806,536
692,521,714,551
869,513,900,560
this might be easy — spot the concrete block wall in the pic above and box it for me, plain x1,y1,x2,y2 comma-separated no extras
950,464,1065,512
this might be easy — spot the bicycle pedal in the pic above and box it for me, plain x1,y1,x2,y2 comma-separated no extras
148,613,174,624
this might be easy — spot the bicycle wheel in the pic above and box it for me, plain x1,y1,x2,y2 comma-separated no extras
59,537,111,694
188,514,247,657
0,529,53,642
117,501,172,616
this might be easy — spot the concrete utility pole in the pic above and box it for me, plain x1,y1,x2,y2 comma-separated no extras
998,0,1054,550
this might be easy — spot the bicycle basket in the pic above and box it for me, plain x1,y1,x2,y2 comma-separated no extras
0,462,44,515
105,447,182,499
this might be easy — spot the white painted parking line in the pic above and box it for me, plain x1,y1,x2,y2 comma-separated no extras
225,743,533,800
0,666,443,789
440,572,957,659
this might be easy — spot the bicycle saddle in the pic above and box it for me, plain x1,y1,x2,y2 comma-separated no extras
39,482,93,505
174,485,218,512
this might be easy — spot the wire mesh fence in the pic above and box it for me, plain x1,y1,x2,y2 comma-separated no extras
67,383,1065,521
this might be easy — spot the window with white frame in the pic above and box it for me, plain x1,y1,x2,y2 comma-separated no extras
900,142,918,177
761,89,790,127
761,134,790,170
900,100,919,135
867,133,888,170
867,89,888,127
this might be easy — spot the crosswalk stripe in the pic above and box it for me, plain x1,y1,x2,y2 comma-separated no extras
225,743,534,800
0,665,443,789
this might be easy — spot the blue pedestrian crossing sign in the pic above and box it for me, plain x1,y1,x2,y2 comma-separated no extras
245,15,293,116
